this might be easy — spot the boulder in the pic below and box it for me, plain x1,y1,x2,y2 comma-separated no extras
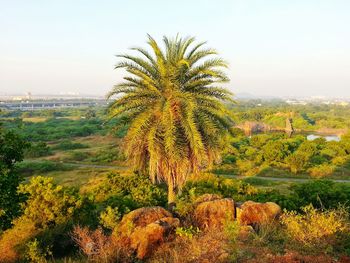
118,207,179,259
129,217,180,259
118,206,172,235
194,198,235,229
236,201,281,227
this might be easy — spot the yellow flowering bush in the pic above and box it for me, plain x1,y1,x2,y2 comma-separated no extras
281,205,349,250
18,176,82,228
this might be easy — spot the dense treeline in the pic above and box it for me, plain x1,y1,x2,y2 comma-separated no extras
230,102,350,130
217,131,350,177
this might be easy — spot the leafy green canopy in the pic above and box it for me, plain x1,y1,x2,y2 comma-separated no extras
0,123,29,230
108,35,234,190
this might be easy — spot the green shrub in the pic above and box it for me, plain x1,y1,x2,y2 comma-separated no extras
290,180,350,211
25,142,52,158
99,206,121,230
18,176,82,228
175,226,200,239
180,173,258,202
16,160,73,176
93,172,167,215
89,147,125,164
52,140,88,151
25,239,52,263
65,151,91,162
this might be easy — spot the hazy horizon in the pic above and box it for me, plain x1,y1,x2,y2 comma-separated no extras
1,0,350,97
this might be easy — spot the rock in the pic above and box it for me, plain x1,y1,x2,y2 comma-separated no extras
118,207,179,259
236,201,281,227
129,217,180,259
118,206,172,235
194,198,235,229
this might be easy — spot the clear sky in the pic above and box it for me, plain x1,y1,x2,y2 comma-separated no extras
1,0,350,97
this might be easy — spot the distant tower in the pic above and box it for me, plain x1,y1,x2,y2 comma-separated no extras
26,92,32,100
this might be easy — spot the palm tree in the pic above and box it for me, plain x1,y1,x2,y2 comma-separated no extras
108,35,234,208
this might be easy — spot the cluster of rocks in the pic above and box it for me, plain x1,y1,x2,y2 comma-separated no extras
118,195,281,259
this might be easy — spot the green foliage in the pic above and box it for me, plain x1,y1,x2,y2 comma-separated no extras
94,172,167,214
290,180,350,211
178,174,258,212
18,176,82,228
25,238,52,263
52,140,88,151
99,206,121,230
217,131,350,177
0,124,29,230
65,151,91,162
89,147,124,164
16,160,74,176
3,118,105,142
25,142,53,158
175,226,200,239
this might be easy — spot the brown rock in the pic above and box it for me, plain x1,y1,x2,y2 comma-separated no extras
236,201,281,227
129,217,180,259
118,207,179,259
118,206,172,235
194,198,235,230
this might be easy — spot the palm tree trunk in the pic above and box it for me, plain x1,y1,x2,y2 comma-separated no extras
167,182,176,212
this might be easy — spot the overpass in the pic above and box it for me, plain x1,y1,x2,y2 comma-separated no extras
0,99,107,110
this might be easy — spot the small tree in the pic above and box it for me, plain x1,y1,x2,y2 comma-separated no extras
0,123,29,230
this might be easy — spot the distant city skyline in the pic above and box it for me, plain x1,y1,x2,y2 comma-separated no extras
1,0,350,97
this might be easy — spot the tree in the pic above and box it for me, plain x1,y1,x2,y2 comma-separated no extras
0,123,29,229
108,35,233,208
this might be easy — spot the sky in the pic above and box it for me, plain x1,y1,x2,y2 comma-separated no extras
0,0,350,98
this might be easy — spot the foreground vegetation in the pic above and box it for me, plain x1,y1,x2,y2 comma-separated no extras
2,101,350,262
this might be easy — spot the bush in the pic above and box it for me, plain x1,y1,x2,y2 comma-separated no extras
0,177,83,261
25,238,52,263
71,225,131,263
25,142,52,158
308,164,335,178
92,172,167,215
281,205,350,253
16,160,74,176
100,206,121,231
89,147,125,164
18,176,82,228
180,173,258,202
289,180,350,211
65,151,91,162
52,140,88,151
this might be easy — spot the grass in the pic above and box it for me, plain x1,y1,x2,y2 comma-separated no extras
24,166,121,187
22,117,48,123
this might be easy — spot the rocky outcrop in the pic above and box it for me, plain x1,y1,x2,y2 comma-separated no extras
236,201,281,227
194,198,235,229
129,217,180,259
118,207,179,259
118,206,172,235
192,196,281,232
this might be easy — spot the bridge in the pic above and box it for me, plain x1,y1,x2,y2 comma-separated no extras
0,99,107,110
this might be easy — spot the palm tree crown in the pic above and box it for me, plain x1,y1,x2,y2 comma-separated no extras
108,35,234,205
